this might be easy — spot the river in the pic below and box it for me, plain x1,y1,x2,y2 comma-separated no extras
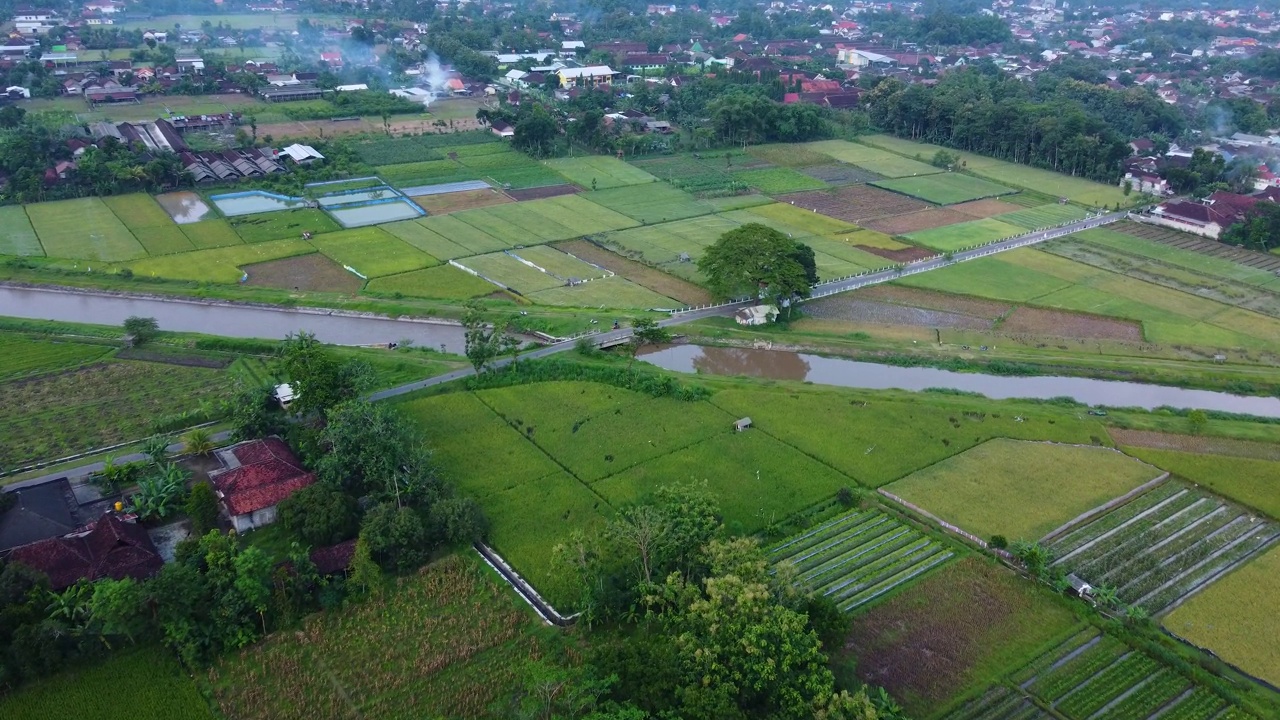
0,286,467,353
639,345,1280,418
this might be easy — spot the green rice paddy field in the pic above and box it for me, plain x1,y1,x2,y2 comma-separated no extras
874,174,1013,205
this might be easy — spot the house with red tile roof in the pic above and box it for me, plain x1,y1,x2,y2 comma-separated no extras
7,513,162,591
210,438,314,533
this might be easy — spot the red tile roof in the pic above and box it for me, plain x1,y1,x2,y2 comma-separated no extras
310,538,356,574
8,514,162,591
212,438,314,516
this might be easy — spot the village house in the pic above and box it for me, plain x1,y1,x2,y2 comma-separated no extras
6,512,163,591
209,438,315,533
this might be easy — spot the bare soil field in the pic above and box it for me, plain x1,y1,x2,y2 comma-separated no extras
857,286,1009,318
950,198,1024,218
555,239,713,305
243,253,365,293
779,186,930,223
804,295,994,329
412,189,512,215
1000,306,1144,341
256,117,486,143
801,164,882,185
507,184,580,201
1115,221,1280,271
1108,428,1280,461
863,209,972,235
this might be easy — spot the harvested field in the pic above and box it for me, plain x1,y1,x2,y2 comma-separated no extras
1109,429,1280,462
862,208,973,235
506,184,579,201
999,306,1143,341
950,198,1024,218
242,253,365,293
779,186,930,223
410,188,512,215
843,557,1080,716
801,163,882,185
555,239,714,305
803,295,995,329
1114,220,1280,273
856,285,1009,318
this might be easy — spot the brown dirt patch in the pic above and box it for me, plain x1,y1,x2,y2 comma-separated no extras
256,117,487,143
857,286,1010,319
1108,429,1280,461
863,209,972,235
804,295,994,329
778,185,930,223
950,198,1024,218
856,245,936,263
556,239,713,305
507,184,580,201
243,253,364,293
1000,306,1142,342
412,189,512,215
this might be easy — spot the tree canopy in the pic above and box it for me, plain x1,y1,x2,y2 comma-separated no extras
698,223,813,309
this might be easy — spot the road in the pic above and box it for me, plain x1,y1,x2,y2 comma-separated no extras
369,212,1125,401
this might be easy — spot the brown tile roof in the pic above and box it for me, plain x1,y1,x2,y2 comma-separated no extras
310,538,356,575
8,514,162,591
212,438,314,516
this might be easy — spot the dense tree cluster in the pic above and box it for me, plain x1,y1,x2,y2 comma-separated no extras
698,223,817,310
858,1,1012,47
1222,202,1280,252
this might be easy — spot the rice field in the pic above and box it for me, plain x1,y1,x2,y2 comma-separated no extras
0,205,43,256
229,208,341,243
582,183,715,224
416,214,509,255
1046,480,1279,615
732,167,829,194
455,251,567,293
873,174,1014,205
997,204,1089,230
904,218,1025,252
629,154,742,194
124,239,316,283
546,155,659,189
181,219,244,249
26,197,147,262
525,275,677,308
305,227,435,278
508,244,609,281
364,264,498,300
0,333,114,381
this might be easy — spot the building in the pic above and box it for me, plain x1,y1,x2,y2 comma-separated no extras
1142,191,1258,238
279,143,325,163
734,305,779,326
6,513,163,591
210,438,315,533
1122,170,1169,196
490,120,515,138
556,65,618,88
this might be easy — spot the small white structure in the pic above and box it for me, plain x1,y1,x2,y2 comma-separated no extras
734,304,779,326
279,143,325,163
273,383,296,409
1066,573,1093,598
734,417,752,432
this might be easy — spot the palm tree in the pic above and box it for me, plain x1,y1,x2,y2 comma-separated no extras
184,428,215,456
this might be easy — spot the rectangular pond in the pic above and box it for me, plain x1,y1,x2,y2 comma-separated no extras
328,199,424,228
209,191,303,216
317,188,399,207
154,191,213,224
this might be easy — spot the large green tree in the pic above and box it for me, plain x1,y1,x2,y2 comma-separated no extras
277,332,373,418
697,223,813,311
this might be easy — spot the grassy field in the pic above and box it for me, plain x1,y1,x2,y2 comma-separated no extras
1,359,235,469
416,214,509,254
904,218,1024,252
26,198,146,262
873,174,1013,205
997,204,1089,230
1072,226,1280,288
365,264,497,300
707,388,1106,488
860,135,1132,208
0,333,114,381
457,251,567,293
229,209,341,243
125,239,315,283
844,557,1081,717
181,219,244,249
1164,545,1280,687
733,166,829,194
583,184,715,224
0,646,213,720
0,205,42,256
208,555,548,720
1119,447,1280,519
306,227,434,278
101,194,196,255
546,155,658,189
526,276,677,308
748,143,837,167
884,440,1161,541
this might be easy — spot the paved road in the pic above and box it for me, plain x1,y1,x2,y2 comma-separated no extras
9,212,1123,487
369,212,1125,401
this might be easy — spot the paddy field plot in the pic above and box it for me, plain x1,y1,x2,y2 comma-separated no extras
1,646,213,720
996,203,1089,230
509,244,609,281
229,208,341,243
26,198,146,261
873,174,1013,205
739,201,860,236
123,239,315,283
805,140,902,165
0,334,113,381
416,214,508,255
546,155,658,189
862,208,973,235
454,251,566,293
1047,480,1280,615
376,159,479,188
103,193,179,229
780,185,930,223
770,507,956,614
732,166,828,194
131,223,196,255
904,217,1023,252
841,557,1078,716
554,239,714,306
594,430,855,533
410,188,511,215
748,142,837,167
525,276,677,308
1071,226,1280,287
896,252,1075,302
0,206,42,256
364,264,497,300
242,253,365,293
180,219,243,249
448,196,635,246
708,388,1106,488
207,555,547,720
883,440,1161,542
583,184,715,224
950,198,1025,218
1164,544,1280,687
601,214,741,270
629,154,740,194
382,219,472,259
305,227,434,278
801,163,883,185
1118,446,1280,519
860,135,1132,207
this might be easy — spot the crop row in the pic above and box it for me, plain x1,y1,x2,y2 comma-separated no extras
1048,483,1185,557
1117,516,1257,600
837,545,952,611
1029,640,1128,702
772,509,884,564
1096,670,1189,720
942,686,1016,720
1010,630,1101,685
1056,653,1162,718
1056,491,1200,570
1156,688,1226,720
1072,499,1221,578
802,526,917,587
1136,529,1280,614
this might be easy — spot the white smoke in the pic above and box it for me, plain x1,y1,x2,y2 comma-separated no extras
418,52,452,107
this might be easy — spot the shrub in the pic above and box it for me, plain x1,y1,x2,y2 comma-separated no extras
184,481,220,535
836,486,856,508
278,483,361,546
183,427,215,456
359,503,430,572
989,534,1009,550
